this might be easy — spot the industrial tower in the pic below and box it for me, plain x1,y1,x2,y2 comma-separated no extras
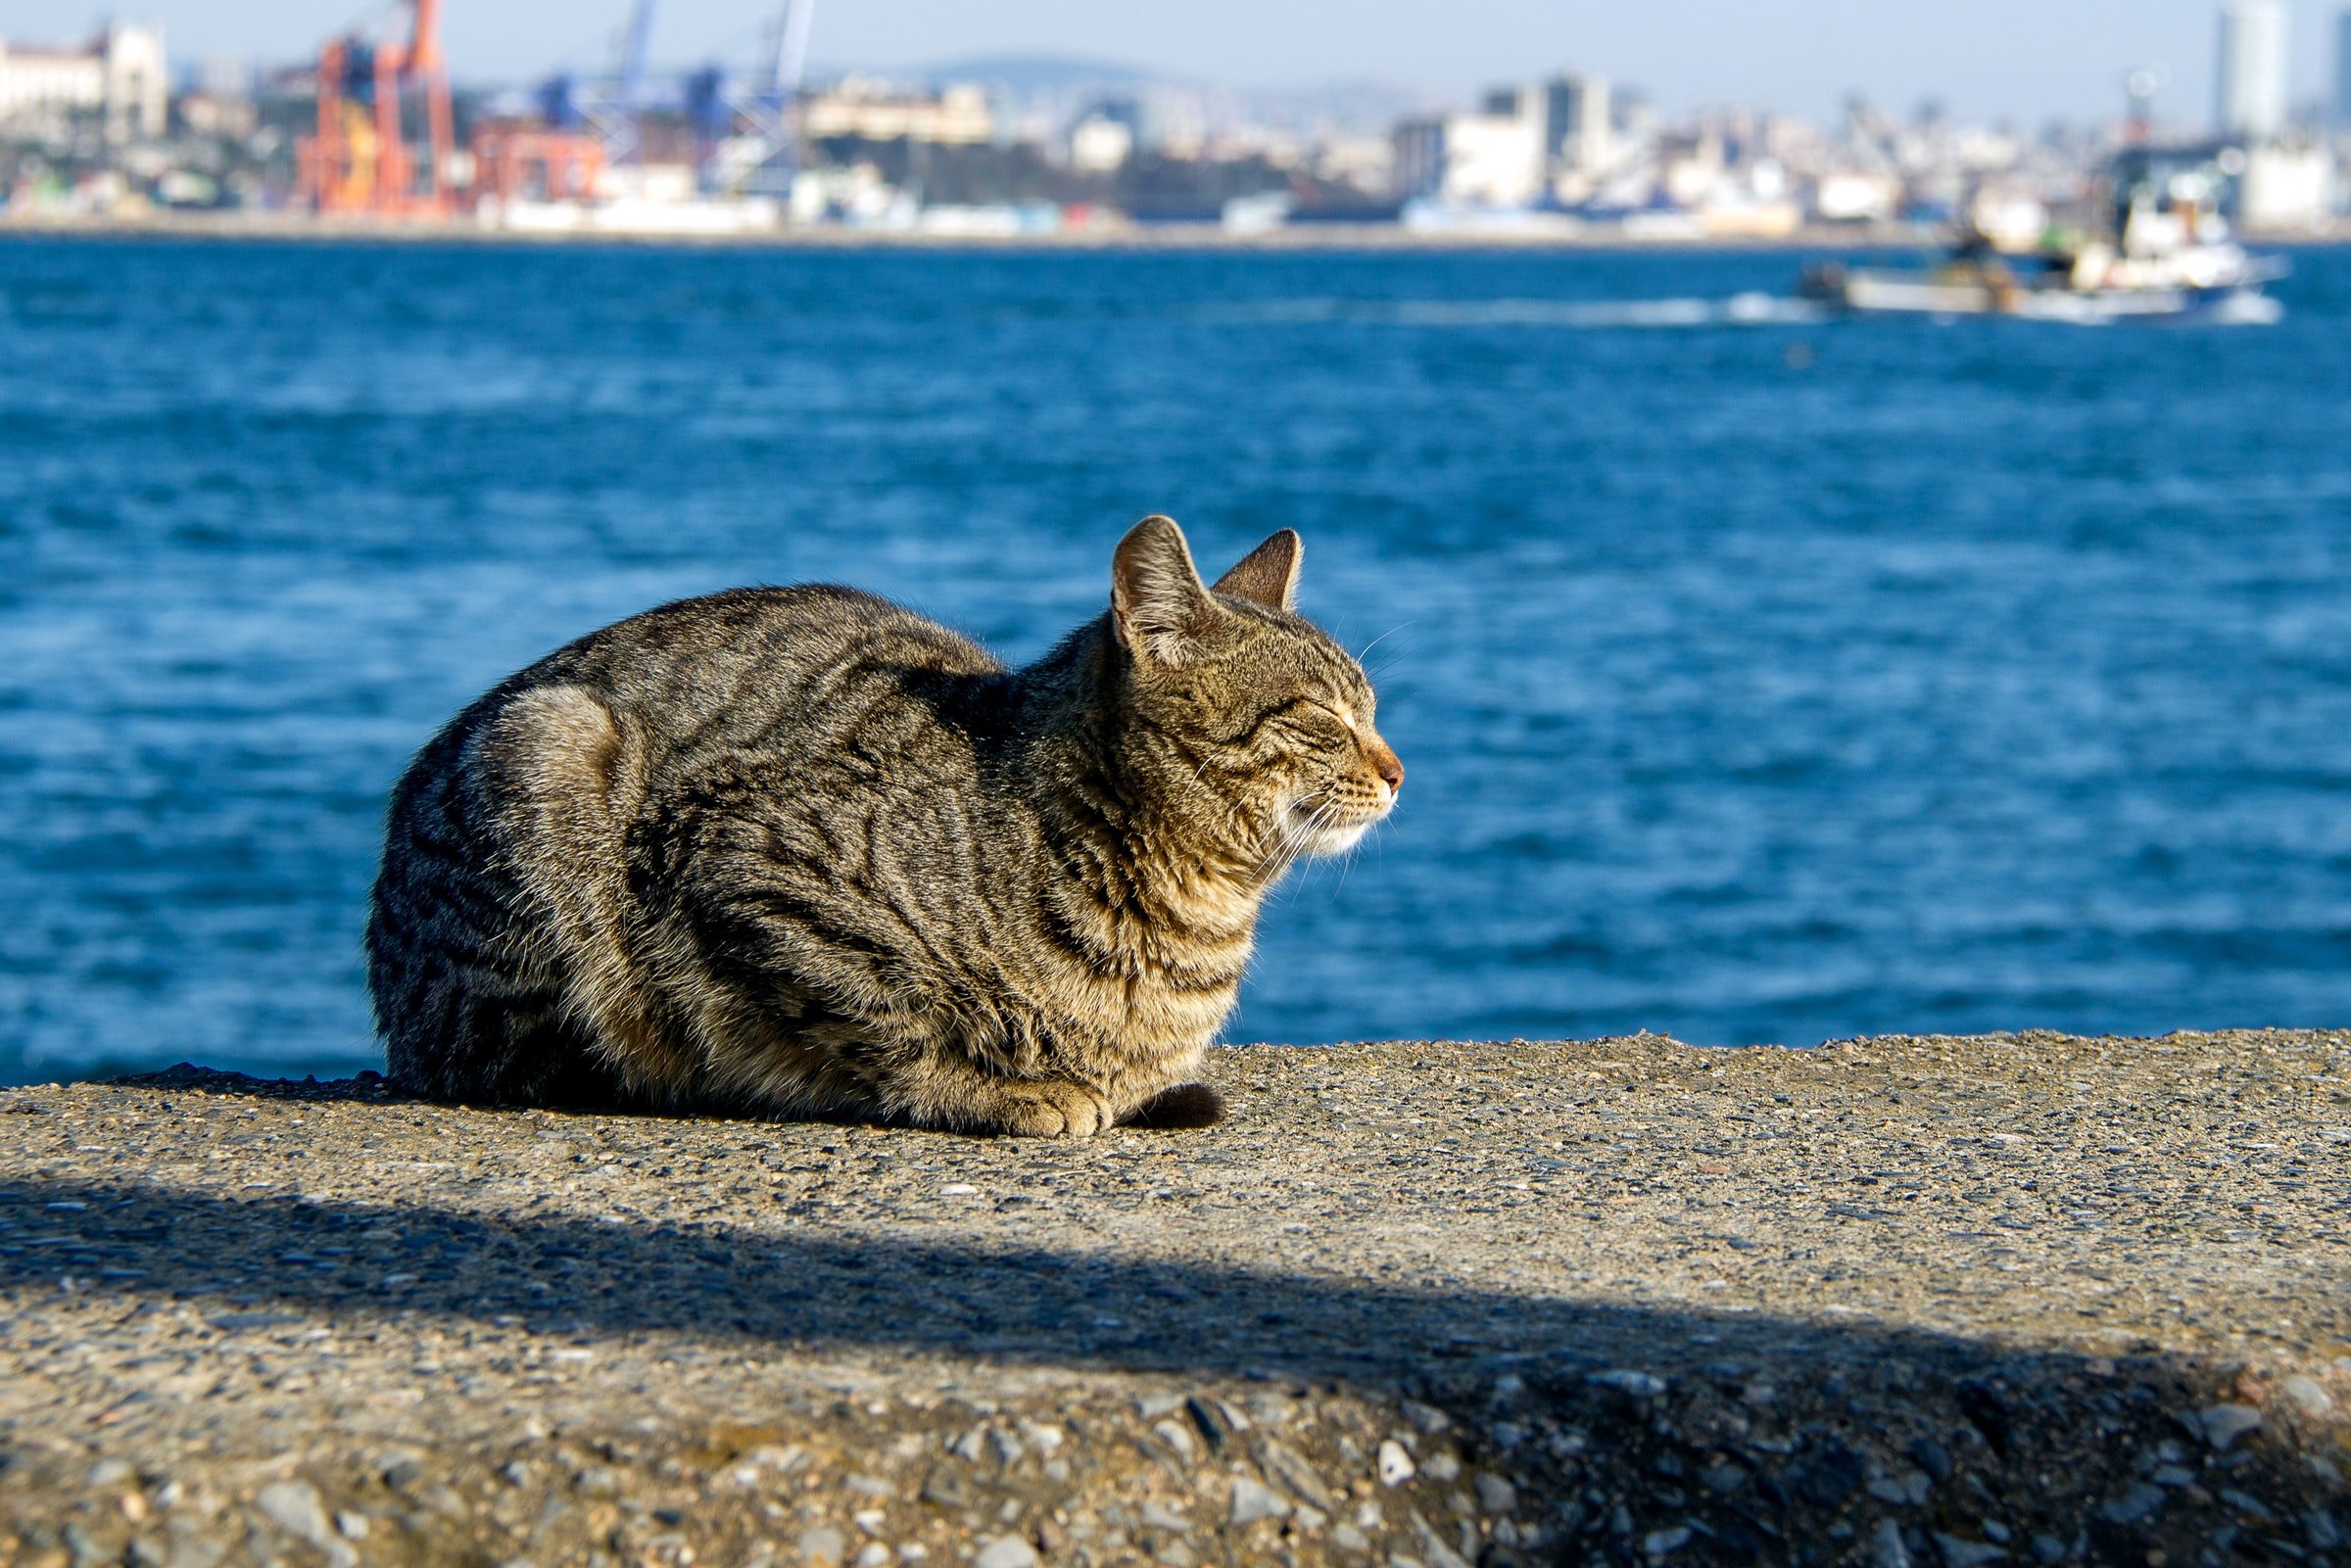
298,0,456,215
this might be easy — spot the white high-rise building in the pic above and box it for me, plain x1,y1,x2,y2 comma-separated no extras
2216,0,2289,140
1540,74,1612,178
2334,7,2351,124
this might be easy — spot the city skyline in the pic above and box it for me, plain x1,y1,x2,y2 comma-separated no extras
2,0,2348,124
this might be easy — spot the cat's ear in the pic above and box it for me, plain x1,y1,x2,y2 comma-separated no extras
1212,529,1302,612
1111,515,1221,667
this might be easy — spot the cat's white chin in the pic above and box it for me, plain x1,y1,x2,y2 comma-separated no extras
1303,821,1372,856
1286,806,1378,857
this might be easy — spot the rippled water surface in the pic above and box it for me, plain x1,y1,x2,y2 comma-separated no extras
4,237,2348,1081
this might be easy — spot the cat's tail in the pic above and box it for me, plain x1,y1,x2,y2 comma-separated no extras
1120,1081,1226,1129
465,683,686,1099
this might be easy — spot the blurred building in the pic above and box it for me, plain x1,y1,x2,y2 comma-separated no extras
1813,170,1904,222
799,78,994,146
0,23,168,144
1392,95,1544,208
1539,73,1611,179
2335,7,2351,125
2238,143,2336,227
171,55,256,141
1394,77,1618,208
2216,1,2288,139
1068,114,1133,172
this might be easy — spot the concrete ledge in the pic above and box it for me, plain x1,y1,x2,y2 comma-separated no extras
2,1031,2346,1567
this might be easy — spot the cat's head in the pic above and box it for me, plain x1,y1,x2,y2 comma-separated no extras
1108,514,1402,869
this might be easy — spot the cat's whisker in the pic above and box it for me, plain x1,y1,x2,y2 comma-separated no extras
1293,801,1343,879
1268,794,1336,879
1276,810,1321,874
1325,825,1355,893
1355,623,1414,662
1263,814,1306,877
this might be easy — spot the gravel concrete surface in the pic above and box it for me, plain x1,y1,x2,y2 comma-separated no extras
2,1031,2347,1568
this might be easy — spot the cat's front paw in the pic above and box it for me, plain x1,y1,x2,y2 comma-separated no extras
991,1080,1115,1138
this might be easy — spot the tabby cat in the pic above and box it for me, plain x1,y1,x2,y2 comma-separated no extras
365,515,1402,1136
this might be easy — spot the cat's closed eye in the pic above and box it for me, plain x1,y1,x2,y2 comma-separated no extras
1271,704,1353,746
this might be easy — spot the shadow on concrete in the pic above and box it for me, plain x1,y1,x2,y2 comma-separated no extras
2,1162,2340,1564
102,1063,1225,1130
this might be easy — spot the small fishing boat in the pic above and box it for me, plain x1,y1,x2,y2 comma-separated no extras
1799,152,2285,324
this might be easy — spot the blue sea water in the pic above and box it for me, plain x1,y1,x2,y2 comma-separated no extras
3,236,2348,1084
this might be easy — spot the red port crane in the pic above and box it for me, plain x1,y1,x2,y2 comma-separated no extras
299,0,456,215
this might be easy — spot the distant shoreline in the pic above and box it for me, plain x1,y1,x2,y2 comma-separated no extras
11,209,2341,254
0,210,1920,253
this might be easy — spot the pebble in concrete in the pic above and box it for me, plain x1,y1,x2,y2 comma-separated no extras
972,1536,1038,1568
1641,1523,1694,1555
254,1481,352,1568
1227,1478,1290,1527
2197,1404,2264,1451
1589,1369,1668,1398
1471,1473,1515,1515
1376,1441,1415,1488
1933,1534,2008,1567
2279,1376,2336,1418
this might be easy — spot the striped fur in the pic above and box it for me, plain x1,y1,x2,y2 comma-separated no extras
364,517,1403,1136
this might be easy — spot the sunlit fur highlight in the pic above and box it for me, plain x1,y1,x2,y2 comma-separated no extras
365,517,1402,1136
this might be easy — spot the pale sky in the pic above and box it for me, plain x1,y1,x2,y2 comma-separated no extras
7,0,2344,124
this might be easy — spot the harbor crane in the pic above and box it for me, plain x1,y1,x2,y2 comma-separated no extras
696,0,816,195
478,0,662,209
298,0,456,215
534,0,657,164
616,0,657,111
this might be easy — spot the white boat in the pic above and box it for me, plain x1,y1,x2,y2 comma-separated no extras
1799,149,2286,324
1805,245,2283,324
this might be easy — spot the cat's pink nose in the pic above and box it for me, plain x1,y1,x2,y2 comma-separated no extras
1377,754,1405,793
